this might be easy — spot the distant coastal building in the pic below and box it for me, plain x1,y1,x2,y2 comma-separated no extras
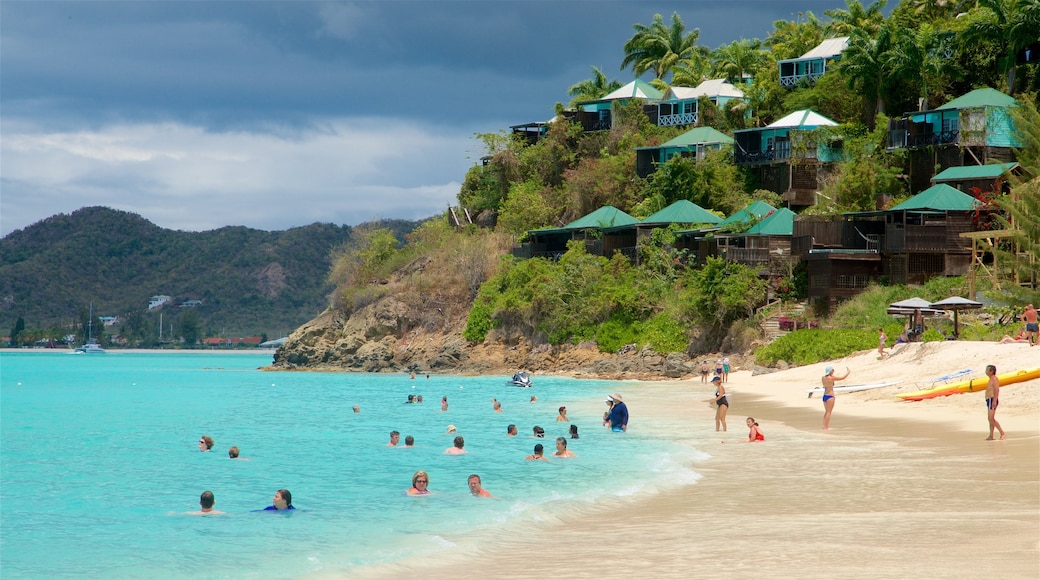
202,336,264,348
179,299,203,308
99,316,119,327
148,295,171,309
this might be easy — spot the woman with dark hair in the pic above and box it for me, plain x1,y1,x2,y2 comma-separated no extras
264,489,294,510
569,424,579,439
746,417,764,442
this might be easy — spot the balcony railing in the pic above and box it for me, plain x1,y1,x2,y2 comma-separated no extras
779,72,823,87
658,112,698,127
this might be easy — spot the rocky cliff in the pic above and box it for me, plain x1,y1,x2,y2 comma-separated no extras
269,294,754,380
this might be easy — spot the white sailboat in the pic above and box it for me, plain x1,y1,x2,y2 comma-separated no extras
73,303,106,354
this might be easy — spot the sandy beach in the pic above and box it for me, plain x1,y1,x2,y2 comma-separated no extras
349,341,1039,579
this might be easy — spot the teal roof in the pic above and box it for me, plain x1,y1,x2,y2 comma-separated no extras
718,200,777,228
563,205,639,229
642,200,721,225
889,184,981,211
658,127,733,148
744,207,795,235
599,79,664,101
931,162,1018,182
937,88,1016,110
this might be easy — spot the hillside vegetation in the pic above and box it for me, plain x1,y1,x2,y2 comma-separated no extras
0,207,420,346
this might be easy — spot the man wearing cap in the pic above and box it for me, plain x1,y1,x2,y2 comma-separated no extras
606,393,628,432
821,366,850,430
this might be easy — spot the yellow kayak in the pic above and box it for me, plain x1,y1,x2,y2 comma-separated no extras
898,367,1040,401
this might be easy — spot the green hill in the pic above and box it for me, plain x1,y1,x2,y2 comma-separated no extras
0,206,420,345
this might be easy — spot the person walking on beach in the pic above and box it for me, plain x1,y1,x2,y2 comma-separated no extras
985,365,1006,440
877,328,887,359
467,474,493,497
407,471,430,495
746,417,764,442
722,357,730,382
700,360,710,383
556,406,568,422
711,376,729,432
821,366,850,430
190,491,225,515
1023,304,1038,346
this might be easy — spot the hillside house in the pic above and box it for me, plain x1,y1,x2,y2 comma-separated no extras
675,200,776,266
602,200,722,263
734,110,844,206
647,79,747,128
778,37,849,88
634,127,734,178
886,88,1019,193
179,300,203,308
717,207,798,277
148,295,171,309
880,184,983,285
515,206,639,260
572,80,663,132
794,215,884,311
929,162,1019,196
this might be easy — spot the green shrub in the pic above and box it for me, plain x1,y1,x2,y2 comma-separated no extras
755,328,875,366
462,298,496,343
921,328,945,342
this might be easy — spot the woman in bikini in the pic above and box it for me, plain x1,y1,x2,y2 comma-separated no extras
711,375,728,432
746,417,764,442
821,366,850,430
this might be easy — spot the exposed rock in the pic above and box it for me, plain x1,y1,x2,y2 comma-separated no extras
776,360,790,370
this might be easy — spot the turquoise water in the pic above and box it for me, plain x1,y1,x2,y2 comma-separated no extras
0,352,704,578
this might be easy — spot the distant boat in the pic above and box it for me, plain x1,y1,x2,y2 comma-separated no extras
73,303,106,354
507,371,532,387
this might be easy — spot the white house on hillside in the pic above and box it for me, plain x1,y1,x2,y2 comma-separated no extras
148,295,171,309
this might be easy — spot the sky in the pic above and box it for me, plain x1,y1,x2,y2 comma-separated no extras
1,0,848,236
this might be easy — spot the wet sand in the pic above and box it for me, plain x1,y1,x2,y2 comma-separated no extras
348,341,1039,579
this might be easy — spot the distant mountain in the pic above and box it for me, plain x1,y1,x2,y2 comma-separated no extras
0,206,421,343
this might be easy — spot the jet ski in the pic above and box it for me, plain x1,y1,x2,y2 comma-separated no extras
507,371,533,387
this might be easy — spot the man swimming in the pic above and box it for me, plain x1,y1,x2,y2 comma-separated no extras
467,474,493,497
553,437,575,458
190,491,225,515
387,431,400,447
525,443,548,461
445,436,466,455
821,366,850,430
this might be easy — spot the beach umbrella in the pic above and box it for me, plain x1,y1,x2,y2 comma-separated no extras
889,297,932,309
929,296,983,338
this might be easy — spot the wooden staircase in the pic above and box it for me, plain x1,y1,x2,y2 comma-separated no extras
761,302,807,341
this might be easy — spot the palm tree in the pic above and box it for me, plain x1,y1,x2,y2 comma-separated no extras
825,0,888,37
962,0,1040,94
839,21,899,123
886,24,951,110
765,12,825,61
621,12,704,82
568,66,623,105
711,38,768,85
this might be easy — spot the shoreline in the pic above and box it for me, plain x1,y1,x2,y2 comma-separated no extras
344,341,1040,579
1,348,277,355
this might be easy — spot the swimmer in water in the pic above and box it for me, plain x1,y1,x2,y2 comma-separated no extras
467,474,493,498
407,471,430,495
189,491,225,515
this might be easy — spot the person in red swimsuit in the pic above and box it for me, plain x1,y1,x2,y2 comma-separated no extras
746,417,765,442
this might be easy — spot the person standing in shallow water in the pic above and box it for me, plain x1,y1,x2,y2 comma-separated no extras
711,376,728,432
984,364,1006,440
821,365,850,430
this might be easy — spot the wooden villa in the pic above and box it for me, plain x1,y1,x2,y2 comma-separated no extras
777,37,849,88
717,207,798,276
794,215,884,311
733,110,845,207
514,206,639,260
886,88,1019,193
929,162,1019,196
572,80,663,132
634,127,734,178
646,79,747,128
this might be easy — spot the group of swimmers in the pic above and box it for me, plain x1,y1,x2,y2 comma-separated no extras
190,489,295,515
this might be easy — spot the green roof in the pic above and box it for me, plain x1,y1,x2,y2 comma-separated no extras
563,205,639,229
658,127,734,148
642,200,721,225
937,88,1016,110
931,162,1018,182
744,207,796,235
718,200,777,228
889,183,981,211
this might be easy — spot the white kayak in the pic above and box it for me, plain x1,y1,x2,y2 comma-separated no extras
807,380,901,398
